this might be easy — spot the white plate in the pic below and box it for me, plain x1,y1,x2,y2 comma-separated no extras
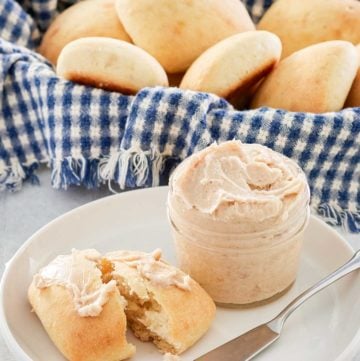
1,186,360,361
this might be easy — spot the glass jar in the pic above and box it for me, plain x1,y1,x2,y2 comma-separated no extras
167,141,310,306
168,198,309,305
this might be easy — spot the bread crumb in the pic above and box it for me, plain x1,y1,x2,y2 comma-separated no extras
163,353,181,361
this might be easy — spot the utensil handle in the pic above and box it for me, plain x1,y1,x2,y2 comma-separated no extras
268,249,360,333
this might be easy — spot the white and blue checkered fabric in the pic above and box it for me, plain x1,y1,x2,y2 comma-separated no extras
1,0,360,232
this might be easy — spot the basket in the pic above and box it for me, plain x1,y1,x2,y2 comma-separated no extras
0,0,359,232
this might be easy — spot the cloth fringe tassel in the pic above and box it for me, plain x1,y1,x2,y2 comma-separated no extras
0,161,39,192
317,203,360,233
50,148,168,192
3,154,360,234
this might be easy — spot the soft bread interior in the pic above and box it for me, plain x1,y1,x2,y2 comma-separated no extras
97,258,179,354
116,274,177,354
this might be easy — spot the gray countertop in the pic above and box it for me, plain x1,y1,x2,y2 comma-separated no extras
0,167,359,361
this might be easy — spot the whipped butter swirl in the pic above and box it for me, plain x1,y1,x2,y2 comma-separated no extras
34,249,117,317
106,249,191,291
169,141,309,238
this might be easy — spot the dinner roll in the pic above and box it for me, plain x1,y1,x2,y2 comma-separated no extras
345,44,360,108
115,0,255,74
180,31,282,108
250,41,358,113
106,249,216,354
28,249,135,361
39,0,131,65
29,248,215,359
258,0,360,59
57,37,169,94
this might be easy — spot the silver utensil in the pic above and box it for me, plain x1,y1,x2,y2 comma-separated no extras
195,249,360,361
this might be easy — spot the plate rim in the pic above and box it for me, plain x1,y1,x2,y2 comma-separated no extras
0,186,358,361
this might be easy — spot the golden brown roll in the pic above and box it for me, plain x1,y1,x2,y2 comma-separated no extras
29,248,216,359
28,249,135,361
39,0,131,65
180,31,282,108
257,0,360,59
56,37,169,94
106,249,216,355
115,0,255,74
345,44,360,108
250,41,359,113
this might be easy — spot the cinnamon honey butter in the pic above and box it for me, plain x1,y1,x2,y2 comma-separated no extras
33,249,191,317
167,141,310,305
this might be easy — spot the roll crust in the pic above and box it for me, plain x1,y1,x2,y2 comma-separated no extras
250,41,358,113
258,0,360,59
115,0,255,73
180,31,282,108
39,0,131,65
56,37,169,94
28,284,135,361
28,250,135,361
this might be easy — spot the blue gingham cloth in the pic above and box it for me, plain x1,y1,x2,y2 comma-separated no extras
1,0,360,232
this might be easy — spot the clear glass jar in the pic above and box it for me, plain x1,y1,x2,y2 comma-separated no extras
167,142,311,306
168,200,309,305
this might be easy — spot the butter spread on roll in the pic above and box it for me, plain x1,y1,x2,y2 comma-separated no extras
106,249,191,290
33,249,118,317
29,248,215,359
28,249,135,361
